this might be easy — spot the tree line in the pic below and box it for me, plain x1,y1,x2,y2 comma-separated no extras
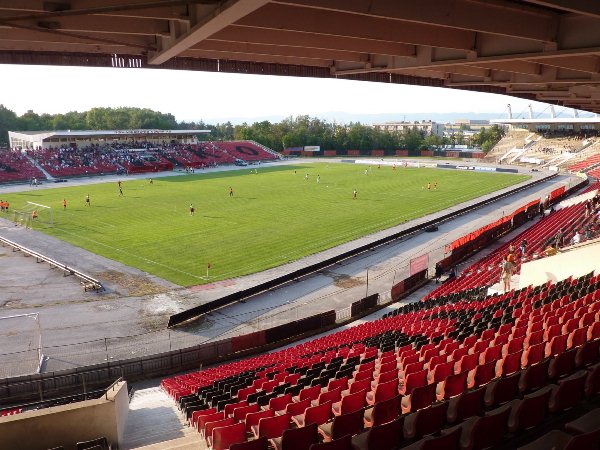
0,105,505,152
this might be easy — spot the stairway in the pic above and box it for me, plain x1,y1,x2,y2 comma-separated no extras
121,386,202,449
246,140,282,159
25,154,54,181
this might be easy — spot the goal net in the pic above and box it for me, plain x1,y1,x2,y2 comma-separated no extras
0,313,43,377
13,201,53,229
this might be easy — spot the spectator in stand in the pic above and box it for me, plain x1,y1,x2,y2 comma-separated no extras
500,256,514,293
519,239,527,256
447,266,457,281
545,244,558,257
434,263,443,284
554,228,565,248
571,230,582,246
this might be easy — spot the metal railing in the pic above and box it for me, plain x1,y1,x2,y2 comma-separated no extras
0,236,103,291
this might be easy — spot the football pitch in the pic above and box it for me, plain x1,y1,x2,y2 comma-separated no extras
5,163,529,286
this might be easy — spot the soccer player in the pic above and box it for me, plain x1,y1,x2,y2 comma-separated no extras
434,181,438,190
31,210,38,221
229,187,234,197
427,182,431,190
305,173,309,180
353,189,357,200
189,204,195,216
85,194,91,206
149,178,153,185
63,199,67,210
316,175,320,183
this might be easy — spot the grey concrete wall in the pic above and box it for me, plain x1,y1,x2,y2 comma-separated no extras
520,239,600,288
0,381,128,450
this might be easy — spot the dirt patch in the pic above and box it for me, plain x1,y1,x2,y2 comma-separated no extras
140,315,167,332
97,270,170,296
322,271,364,289
0,300,24,309
137,293,186,332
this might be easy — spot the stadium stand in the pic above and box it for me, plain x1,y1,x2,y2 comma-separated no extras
0,140,279,182
588,167,600,180
484,130,531,162
568,153,600,173
0,149,45,183
161,263,600,449
31,146,120,177
216,141,280,162
423,184,600,300
487,131,600,169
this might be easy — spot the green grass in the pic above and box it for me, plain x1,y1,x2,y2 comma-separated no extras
5,163,529,286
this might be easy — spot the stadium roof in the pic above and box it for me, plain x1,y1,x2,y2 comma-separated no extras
492,117,600,125
1,1,600,113
8,129,209,139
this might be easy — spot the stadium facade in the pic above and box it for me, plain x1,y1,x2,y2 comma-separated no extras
492,117,600,133
8,129,209,150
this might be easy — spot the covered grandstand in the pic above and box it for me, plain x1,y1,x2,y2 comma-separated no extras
0,130,280,182
485,116,600,171
492,118,600,135
8,129,208,150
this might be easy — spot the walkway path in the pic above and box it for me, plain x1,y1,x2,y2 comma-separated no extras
122,383,200,450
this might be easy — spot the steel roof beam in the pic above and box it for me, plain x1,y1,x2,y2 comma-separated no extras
523,0,600,18
272,0,558,42
236,3,477,51
210,25,417,57
148,0,269,65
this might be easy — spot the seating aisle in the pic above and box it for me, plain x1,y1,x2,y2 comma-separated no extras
121,386,202,450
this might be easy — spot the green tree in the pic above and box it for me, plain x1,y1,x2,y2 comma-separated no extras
0,104,18,145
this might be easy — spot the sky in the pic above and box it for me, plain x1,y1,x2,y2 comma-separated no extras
0,64,580,124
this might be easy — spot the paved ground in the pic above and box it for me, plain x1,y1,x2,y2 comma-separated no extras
0,160,579,377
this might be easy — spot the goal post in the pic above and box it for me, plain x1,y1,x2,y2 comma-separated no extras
13,201,53,228
0,313,43,376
